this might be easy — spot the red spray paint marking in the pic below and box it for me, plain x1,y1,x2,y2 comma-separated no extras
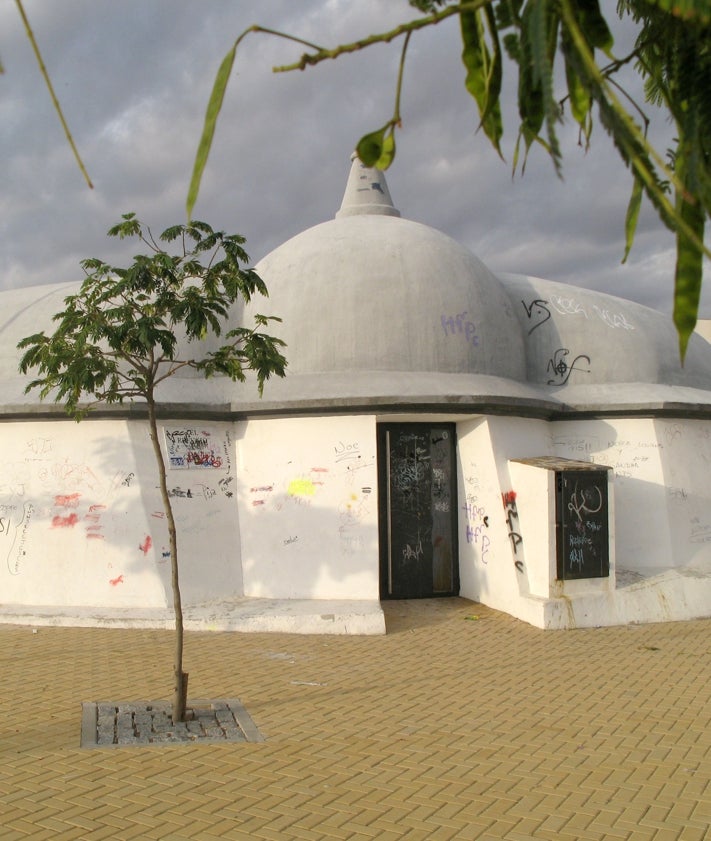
502,491,517,507
54,493,81,508
109,574,124,586
87,533,105,540
139,535,152,555
51,513,79,528
311,467,329,473
252,500,266,507
89,504,107,512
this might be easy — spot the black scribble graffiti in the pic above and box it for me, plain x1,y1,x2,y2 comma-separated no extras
546,348,591,386
167,487,193,498
502,491,524,570
219,476,234,498
521,299,551,335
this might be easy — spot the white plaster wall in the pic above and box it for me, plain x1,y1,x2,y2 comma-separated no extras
653,419,711,573
457,418,499,602
456,417,551,617
549,419,666,574
550,417,711,574
507,462,556,599
0,419,242,608
457,416,625,625
236,415,379,599
457,415,711,629
486,416,553,610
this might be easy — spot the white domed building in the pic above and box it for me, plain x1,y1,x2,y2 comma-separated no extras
2,157,711,632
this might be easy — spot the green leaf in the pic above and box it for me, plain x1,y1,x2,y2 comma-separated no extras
622,176,643,264
573,0,613,55
108,213,140,239
563,41,591,132
528,0,562,170
673,165,705,362
376,131,396,170
161,224,186,243
460,7,504,155
356,124,396,169
515,0,558,169
186,43,237,220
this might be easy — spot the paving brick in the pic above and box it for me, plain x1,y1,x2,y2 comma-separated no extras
677,827,709,841
2,600,711,841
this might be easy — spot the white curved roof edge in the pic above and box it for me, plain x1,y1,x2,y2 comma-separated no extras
5,371,711,420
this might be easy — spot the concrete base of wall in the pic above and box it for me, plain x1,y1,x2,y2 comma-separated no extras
519,566,711,629
0,597,387,636
4,573,709,635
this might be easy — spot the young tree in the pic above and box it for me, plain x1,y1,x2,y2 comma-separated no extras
17,214,287,722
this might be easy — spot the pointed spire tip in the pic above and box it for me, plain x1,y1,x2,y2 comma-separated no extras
336,154,401,219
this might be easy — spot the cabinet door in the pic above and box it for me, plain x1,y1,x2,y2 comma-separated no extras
556,470,610,580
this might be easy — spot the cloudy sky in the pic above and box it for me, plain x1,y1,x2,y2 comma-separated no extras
2,0,708,315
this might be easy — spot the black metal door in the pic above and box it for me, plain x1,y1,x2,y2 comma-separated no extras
378,423,459,598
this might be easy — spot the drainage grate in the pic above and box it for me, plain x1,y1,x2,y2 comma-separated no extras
81,698,263,748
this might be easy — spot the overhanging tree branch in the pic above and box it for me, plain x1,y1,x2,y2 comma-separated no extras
14,0,93,189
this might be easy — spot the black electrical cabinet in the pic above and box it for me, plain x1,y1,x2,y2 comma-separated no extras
555,469,610,580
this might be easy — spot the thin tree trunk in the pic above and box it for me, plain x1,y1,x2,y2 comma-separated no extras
147,396,186,722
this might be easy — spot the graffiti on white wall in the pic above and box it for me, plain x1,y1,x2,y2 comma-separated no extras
0,421,240,609
1,501,33,576
502,490,524,572
244,434,376,557
164,427,231,470
459,462,490,566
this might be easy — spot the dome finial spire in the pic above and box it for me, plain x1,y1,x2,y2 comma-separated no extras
336,152,401,218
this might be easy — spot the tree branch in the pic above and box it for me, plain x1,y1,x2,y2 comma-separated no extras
271,1,481,73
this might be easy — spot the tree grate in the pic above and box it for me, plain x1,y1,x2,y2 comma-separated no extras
80,698,263,748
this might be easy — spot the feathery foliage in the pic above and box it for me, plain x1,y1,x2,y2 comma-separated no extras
18,215,286,722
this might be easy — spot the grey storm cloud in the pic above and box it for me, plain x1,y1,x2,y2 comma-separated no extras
1,0,707,316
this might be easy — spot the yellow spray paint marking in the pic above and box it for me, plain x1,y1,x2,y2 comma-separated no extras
288,478,316,497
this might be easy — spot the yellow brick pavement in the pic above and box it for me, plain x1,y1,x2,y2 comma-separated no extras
1,598,710,840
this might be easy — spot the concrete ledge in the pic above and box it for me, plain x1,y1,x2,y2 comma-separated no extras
0,597,386,636
532,567,711,629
